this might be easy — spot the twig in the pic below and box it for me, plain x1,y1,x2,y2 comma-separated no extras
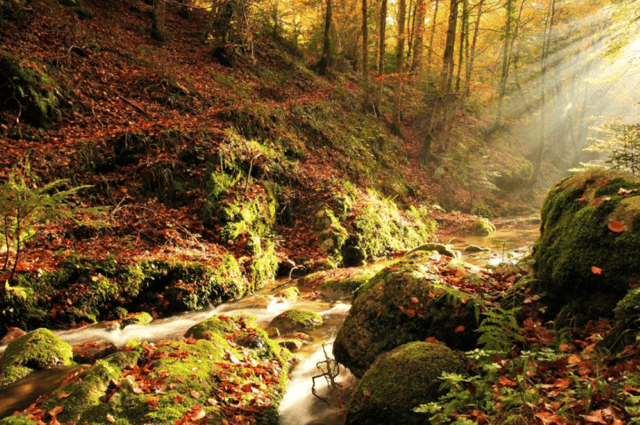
311,344,342,406
245,153,263,195
117,95,151,118
92,107,104,130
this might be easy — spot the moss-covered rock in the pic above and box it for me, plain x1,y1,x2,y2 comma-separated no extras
471,217,496,236
0,329,74,386
333,252,484,378
532,169,640,321
345,341,467,425
0,254,249,332
297,267,377,297
269,309,323,333
275,286,300,302
342,193,437,266
5,315,291,424
120,311,153,328
0,51,65,127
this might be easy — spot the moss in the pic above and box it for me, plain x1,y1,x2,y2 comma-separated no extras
345,342,467,425
120,311,153,328
0,328,74,386
532,169,640,321
269,309,323,333
342,192,436,266
608,287,640,350
471,217,496,236
334,252,484,378
297,267,377,297
0,415,37,425
185,313,258,340
244,234,279,289
0,50,65,127
275,286,300,302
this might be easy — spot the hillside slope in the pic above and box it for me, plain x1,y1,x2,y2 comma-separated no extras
0,0,536,332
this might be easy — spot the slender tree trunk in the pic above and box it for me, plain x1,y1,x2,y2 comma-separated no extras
363,0,369,79
375,0,388,115
152,0,167,42
462,0,483,105
455,0,468,93
493,0,513,129
441,0,458,94
531,0,556,185
427,0,440,68
411,0,426,73
392,0,407,132
318,0,334,75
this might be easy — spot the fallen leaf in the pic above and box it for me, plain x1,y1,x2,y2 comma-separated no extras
454,325,465,333
608,221,626,233
591,266,602,275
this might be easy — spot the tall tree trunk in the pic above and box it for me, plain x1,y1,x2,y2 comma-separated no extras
441,0,458,94
427,0,440,68
411,0,426,73
531,0,556,185
318,0,334,75
375,0,388,116
392,0,407,132
493,0,513,129
362,0,369,79
462,0,484,105
152,0,167,42
455,0,468,93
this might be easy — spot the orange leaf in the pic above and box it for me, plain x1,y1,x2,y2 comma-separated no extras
410,297,419,304
425,337,439,343
48,405,64,417
454,325,465,333
106,414,116,423
591,266,602,275
608,221,626,233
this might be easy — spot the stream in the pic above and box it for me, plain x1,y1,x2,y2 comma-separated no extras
0,215,540,424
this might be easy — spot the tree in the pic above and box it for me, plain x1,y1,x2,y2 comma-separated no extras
375,0,388,115
461,0,484,106
152,0,167,42
392,0,408,132
318,0,335,75
427,0,440,68
410,0,427,73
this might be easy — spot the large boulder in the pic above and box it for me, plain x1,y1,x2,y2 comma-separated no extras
0,328,74,387
344,341,467,425
333,252,485,378
533,169,640,321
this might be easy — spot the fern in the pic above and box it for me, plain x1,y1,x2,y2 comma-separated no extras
476,306,525,353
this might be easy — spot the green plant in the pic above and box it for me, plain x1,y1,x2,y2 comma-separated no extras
0,156,97,285
583,123,640,174
476,306,525,352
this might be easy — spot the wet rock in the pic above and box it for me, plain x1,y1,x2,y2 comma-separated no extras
0,329,74,387
275,286,300,302
334,252,485,378
463,244,491,254
120,311,153,328
345,341,467,425
269,309,323,333
404,242,457,258
471,217,496,236
533,168,640,322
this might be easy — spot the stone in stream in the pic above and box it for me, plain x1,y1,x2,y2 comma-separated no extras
297,267,378,297
0,314,292,425
344,341,467,425
333,252,486,378
471,217,496,236
0,328,74,387
463,244,491,254
533,168,640,324
269,309,323,334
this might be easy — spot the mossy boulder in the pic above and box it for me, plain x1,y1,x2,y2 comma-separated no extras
345,341,467,425
297,267,377,297
313,208,349,260
532,169,640,321
0,51,65,127
333,252,484,378
4,315,291,424
0,328,74,386
269,309,323,333
471,217,496,236
341,193,436,266
608,287,640,350
275,286,300,302
120,311,153,328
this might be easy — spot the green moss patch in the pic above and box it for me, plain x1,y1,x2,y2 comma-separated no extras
345,341,467,425
269,309,323,333
532,169,640,322
0,328,74,386
334,252,485,378
471,217,496,236
297,267,377,297
0,254,249,332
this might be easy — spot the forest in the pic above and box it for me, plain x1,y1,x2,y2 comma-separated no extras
1,0,640,423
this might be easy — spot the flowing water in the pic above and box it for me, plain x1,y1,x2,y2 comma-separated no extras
0,215,541,423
